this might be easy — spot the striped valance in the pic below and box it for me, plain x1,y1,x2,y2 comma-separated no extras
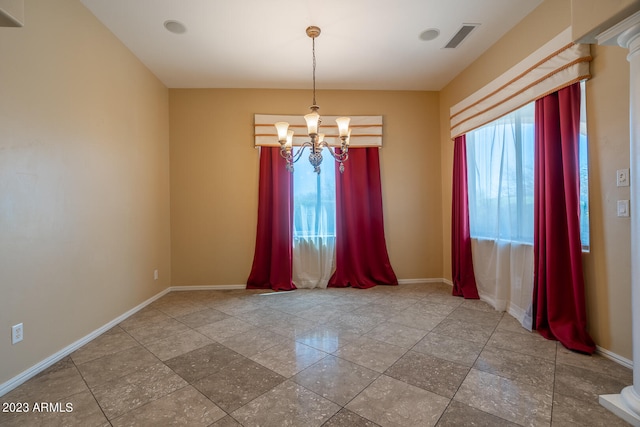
450,27,592,139
255,114,383,147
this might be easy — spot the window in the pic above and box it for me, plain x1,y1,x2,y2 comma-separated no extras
466,81,590,248
291,147,337,289
292,148,336,239
467,103,535,243
579,81,590,250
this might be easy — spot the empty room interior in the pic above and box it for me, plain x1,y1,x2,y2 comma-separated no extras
1,0,640,425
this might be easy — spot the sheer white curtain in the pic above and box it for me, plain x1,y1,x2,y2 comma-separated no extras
292,148,336,289
466,103,535,327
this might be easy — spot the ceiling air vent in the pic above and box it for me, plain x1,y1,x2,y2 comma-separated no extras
444,24,479,49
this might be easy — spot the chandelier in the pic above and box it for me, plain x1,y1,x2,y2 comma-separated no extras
274,26,351,174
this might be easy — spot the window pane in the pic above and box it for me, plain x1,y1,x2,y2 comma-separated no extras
466,103,535,243
293,147,336,239
579,80,590,250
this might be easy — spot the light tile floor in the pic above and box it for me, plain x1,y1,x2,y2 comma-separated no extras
0,283,633,426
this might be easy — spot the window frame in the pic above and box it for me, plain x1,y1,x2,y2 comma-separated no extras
465,81,590,250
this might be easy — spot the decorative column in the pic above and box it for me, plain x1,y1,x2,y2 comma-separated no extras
597,10,640,427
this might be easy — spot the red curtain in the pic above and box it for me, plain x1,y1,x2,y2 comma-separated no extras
532,83,595,354
246,147,296,291
451,135,480,299
329,148,398,289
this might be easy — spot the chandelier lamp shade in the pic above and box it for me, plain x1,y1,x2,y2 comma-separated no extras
275,26,352,174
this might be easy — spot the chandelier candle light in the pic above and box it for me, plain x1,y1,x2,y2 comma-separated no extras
275,26,351,174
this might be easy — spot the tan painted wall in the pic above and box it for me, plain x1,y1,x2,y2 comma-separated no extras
571,0,640,42
169,89,442,287
440,0,633,359
0,0,171,385
582,44,632,357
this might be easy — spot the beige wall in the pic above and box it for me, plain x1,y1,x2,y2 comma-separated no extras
0,0,171,385
440,0,633,359
582,43,632,357
571,0,640,42
169,89,442,287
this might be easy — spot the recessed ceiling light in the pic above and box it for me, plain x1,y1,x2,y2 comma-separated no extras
164,20,186,34
419,29,440,41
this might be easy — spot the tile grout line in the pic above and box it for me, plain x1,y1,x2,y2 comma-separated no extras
70,354,113,425
432,302,507,425
549,340,559,426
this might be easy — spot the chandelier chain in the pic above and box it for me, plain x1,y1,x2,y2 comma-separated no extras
312,35,316,107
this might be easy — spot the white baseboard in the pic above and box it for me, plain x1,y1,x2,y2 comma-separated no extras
398,278,453,286
597,345,634,369
170,284,246,291
172,280,452,289
0,287,171,398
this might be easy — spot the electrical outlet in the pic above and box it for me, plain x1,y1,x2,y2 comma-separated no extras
154,269,159,280
12,323,23,344
617,169,630,187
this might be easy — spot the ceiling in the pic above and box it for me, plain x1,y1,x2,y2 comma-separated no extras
80,0,543,91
